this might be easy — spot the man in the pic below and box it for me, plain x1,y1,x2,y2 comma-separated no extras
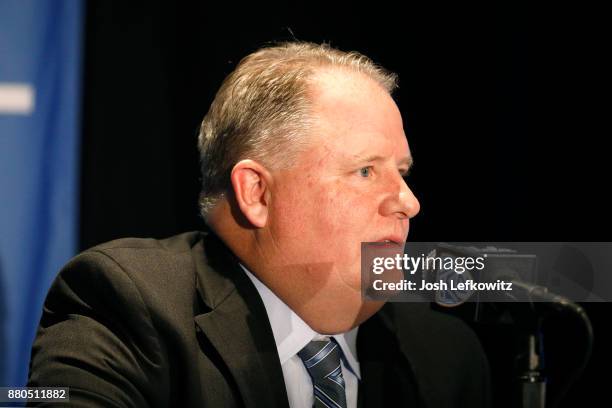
28,42,490,407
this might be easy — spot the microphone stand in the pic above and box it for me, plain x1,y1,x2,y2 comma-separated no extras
509,284,593,408
511,304,546,408
429,244,593,408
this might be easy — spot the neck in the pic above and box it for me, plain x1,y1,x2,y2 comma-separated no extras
208,205,385,334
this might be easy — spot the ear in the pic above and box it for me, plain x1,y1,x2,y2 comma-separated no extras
230,159,272,228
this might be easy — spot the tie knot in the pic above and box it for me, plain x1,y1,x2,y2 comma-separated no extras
298,339,341,369
298,339,347,408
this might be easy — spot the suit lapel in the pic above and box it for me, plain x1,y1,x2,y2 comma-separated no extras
192,233,289,408
357,304,429,408
189,232,440,408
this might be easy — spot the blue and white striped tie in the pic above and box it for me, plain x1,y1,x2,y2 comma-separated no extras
298,338,347,408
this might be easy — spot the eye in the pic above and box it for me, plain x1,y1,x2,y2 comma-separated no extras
359,166,373,177
400,170,410,181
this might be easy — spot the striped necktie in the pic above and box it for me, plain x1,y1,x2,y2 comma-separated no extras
298,338,347,408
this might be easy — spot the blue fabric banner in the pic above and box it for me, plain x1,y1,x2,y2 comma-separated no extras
0,0,83,386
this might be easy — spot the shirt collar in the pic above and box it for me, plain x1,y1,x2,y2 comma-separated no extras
241,264,361,379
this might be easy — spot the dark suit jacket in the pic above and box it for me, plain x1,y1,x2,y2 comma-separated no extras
28,231,490,407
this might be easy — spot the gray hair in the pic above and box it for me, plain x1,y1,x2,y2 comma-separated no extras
198,41,398,218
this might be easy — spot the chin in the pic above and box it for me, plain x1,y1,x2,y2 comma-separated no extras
305,299,386,335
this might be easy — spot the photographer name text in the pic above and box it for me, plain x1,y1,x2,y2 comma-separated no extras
372,279,513,292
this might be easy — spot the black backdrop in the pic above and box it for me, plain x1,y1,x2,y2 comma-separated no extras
79,2,610,406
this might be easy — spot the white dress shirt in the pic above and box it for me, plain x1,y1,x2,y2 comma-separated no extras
241,265,360,408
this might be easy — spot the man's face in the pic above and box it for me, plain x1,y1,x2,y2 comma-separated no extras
261,69,420,333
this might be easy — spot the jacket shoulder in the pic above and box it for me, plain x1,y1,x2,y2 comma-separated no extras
72,231,206,321
84,231,202,283
29,232,209,404
89,231,203,254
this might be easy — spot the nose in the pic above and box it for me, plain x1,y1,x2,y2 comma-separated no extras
380,174,421,220
399,182,420,219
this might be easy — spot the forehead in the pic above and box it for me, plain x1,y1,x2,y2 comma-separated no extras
307,69,410,159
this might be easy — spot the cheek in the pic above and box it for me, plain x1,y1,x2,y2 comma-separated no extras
272,176,380,261
323,182,380,236
311,185,367,242
301,179,383,254
317,187,376,279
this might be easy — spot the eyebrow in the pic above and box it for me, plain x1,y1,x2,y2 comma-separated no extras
353,154,414,173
